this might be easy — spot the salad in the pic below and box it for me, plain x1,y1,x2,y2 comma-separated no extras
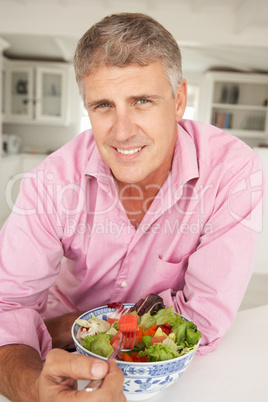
75,294,201,363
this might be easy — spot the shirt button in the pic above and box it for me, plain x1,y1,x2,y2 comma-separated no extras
121,281,127,287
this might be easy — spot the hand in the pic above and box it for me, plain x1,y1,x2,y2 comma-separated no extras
39,349,126,401
44,312,84,349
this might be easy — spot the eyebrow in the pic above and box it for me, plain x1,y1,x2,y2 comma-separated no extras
128,94,162,101
86,99,112,109
86,94,162,109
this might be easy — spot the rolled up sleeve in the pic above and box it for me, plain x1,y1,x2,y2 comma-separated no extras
0,165,64,358
0,309,52,360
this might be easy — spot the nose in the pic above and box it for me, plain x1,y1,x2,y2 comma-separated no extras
111,107,137,143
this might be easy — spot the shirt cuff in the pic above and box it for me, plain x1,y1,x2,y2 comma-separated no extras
195,337,223,356
0,308,52,360
159,289,223,356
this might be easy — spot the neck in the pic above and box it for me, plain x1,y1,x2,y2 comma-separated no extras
114,160,173,229
114,131,177,227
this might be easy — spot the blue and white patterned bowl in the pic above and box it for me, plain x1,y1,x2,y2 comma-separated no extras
71,304,199,401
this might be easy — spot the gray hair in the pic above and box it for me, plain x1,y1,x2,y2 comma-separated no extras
74,13,183,100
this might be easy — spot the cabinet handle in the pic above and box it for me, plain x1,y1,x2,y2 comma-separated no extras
22,98,36,105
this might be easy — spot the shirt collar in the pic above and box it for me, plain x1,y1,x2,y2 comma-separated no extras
170,122,199,188
84,142,113,192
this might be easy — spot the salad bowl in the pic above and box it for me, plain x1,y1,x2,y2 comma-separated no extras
72,304,200,401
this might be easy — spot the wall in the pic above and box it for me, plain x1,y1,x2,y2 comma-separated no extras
253,147,268,273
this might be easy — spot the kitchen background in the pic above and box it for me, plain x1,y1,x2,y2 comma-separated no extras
1,0,268,154
0,0,268,309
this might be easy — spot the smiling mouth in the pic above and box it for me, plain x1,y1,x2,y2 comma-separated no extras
116,147,144,155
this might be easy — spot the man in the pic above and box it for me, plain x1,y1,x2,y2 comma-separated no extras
0,12,264,401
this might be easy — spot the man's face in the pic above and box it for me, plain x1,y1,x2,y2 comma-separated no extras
83,61,187,186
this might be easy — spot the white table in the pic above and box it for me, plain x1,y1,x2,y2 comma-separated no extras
1,305,267,402
140,304,268,402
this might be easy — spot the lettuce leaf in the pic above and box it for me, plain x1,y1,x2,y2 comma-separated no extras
140,311,156,330
154,306,180,326
176,322,187,344
142,335,152,349
139,343,179,362
173,319,201,348
162,336,178,353
82,333,114,358
186,326,201,346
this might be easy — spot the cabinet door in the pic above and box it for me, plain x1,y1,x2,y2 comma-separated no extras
1,69,5,117
6,66,34,121
35,66,67,124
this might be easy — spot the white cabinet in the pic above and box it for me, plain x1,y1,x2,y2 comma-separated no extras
201,72,268,144
3,60,70,125
0,156,21,227
0,153,46,227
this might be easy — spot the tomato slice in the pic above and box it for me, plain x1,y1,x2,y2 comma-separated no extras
130,352,149,362
107,317,118,325
151,336,166,345
110,331,122,350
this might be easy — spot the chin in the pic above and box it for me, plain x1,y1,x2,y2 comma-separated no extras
115,175,142,185
113,170,148,185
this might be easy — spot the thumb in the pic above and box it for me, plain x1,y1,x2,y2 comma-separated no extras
44,349,109,380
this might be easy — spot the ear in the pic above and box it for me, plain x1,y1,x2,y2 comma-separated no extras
175,79,187,122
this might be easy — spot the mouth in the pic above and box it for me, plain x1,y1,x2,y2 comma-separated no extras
116,146,143,155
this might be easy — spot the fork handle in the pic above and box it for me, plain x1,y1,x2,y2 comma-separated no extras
108,333,124,360
83,378,103,392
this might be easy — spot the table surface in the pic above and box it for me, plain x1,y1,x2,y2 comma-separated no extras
143,304,268,402
1,304,267,402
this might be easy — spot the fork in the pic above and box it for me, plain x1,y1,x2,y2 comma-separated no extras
109,330,136,360
83,330,136,392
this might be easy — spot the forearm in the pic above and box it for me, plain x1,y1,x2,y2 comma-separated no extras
0,344,42,402
44,311,85,349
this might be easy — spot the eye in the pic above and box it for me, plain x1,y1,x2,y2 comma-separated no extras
137,99,150,105
97,102,110,109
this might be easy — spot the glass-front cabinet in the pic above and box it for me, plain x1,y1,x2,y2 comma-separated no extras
3,60,70,125
36,67,66,122
1,38,9,126
9,66,33,121
1,69,5,116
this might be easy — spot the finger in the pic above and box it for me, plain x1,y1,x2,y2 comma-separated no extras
53,360,125,402
44,349,109,381
101,359,125,395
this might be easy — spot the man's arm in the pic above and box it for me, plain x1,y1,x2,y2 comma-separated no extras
0,344,42,401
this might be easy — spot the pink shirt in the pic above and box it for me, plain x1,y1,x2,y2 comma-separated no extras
0,120,264,358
